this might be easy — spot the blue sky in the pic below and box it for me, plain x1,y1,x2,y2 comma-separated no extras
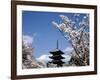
22,11,87,58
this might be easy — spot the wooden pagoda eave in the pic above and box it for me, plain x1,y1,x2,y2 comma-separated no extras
49,56,65,59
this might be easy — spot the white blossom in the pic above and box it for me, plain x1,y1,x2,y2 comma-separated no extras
52,14,89,66
52,21,59,28
59,15,71,24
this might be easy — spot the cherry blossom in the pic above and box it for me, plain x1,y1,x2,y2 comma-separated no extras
52,14,89,66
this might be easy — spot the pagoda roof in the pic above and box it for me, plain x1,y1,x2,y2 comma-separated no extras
49,55,65,59
50,60,65,64
50,49,64,54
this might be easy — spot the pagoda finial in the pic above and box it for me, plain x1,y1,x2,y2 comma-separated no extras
57,40,59,49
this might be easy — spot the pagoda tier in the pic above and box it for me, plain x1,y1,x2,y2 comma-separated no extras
49,55,65,59
50,60,65,64
49,49,65,67
50,49,64,55
48,40,65,67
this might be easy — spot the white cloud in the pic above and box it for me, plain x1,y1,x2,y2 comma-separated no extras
62,47,73,63
62,55,71,62
36,54,71,64
63,47,73,55
36,54,52,63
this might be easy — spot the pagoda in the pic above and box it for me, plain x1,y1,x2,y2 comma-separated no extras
49,40,65,67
